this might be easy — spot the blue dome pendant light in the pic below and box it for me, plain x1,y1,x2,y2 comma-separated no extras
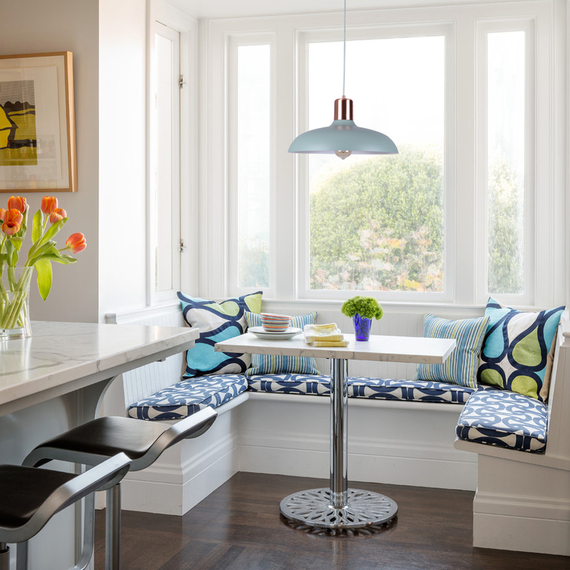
288,0,398,158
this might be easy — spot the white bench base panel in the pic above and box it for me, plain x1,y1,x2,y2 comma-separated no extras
473,455,570,557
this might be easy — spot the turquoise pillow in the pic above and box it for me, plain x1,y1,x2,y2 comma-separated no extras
178,291,263,377
245,312,320,376
414,313,490,389
478,297,565,401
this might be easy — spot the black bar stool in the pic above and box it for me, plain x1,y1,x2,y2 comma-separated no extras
23,407,217,570
0,453,130,570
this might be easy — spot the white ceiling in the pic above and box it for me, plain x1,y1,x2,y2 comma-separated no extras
169,0,516,20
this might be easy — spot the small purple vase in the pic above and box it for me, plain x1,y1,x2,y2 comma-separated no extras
353,314,372,341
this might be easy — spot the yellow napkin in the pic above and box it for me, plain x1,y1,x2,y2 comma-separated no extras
312,339,349,347
304,323,347,346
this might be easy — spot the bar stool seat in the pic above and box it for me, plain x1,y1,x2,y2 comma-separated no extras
0,466,75,529
23,407,217,570
0,454,130,570
26,407,216,469
31,417,173,464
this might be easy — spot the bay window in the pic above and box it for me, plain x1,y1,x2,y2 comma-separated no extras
206,0,563,309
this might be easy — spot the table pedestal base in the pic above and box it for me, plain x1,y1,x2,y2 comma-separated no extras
280,488,398,529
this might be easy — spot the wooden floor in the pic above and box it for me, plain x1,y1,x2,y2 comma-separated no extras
94,473,569,570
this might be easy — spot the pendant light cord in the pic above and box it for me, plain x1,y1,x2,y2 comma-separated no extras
342,0,347,97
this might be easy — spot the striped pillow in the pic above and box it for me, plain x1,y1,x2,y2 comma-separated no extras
414,314,490,389
245,312,320,376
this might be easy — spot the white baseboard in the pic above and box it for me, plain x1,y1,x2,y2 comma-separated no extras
474,513,570,556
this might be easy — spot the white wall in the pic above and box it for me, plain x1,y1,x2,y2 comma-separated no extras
0,0,100,323
98,0,148,318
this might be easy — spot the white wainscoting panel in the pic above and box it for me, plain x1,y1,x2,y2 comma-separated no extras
106,303,186,407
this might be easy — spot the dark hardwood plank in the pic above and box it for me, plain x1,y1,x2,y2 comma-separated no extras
94,473,569,570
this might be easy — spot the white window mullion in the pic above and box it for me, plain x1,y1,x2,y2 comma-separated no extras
274,22,297,300
455,15,477,306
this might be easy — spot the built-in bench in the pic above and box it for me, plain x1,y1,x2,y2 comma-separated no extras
103,304,570,557
126,374,481,420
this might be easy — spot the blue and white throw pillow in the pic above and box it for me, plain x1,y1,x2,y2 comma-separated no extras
478,297,565,401
244,312,320,376
178,291,263,377
414,313,490,389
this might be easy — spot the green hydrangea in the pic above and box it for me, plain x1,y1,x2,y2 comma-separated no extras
341,296,384,320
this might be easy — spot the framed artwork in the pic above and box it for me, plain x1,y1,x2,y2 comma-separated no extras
0,52,77,193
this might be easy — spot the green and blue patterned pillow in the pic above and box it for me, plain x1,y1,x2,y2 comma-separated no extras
178,291,263,378
244,312,320,377
478,297,565,401
414,313,490,389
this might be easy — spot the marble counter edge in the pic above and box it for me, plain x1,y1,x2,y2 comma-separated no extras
0,324,199,407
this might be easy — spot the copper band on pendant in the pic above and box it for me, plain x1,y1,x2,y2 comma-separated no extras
334,97,353,121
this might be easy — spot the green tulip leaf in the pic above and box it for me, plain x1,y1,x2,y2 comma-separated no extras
27,240,58,267
41,217,68,245
29,218,68,260
9,236,23,251
6,240,18,267
39,254,77,265
32,209,42,243
35,258,53,301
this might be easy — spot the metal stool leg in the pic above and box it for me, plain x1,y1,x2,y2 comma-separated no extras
16,542,28,570
105,484,121,570
71,493,95,570
0,543,9,570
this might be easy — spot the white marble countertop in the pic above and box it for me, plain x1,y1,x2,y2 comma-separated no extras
216,332,456,364
0,321,198,416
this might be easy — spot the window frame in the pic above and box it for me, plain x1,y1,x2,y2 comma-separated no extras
475,18,540,307
146,0,198,306
227,33,278,299
296,23,456,303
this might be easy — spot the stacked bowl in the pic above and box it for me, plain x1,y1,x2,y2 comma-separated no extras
260,313,291,332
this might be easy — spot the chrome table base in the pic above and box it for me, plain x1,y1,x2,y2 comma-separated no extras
280,488,398,529
280,358,398,530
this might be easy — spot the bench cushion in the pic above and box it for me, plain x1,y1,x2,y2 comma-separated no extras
455,389,547,452
350,377,476,404
248,373,331,395
248,374,476,404
128,374,248,420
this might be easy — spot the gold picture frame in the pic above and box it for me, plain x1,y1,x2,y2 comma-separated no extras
0,52,77,193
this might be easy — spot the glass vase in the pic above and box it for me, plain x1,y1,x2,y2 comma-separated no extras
353,314,372,341
0,266,33,340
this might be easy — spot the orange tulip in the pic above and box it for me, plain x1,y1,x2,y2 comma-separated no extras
49,208,67,224
2,221,20,236
7,196,28,213
5,209,23,226
0,208,6,222
41,196,58,215
66,233,86,253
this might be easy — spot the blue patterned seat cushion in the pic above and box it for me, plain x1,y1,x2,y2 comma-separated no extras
248,374,477,404
349,377,477,404
128,375,248,420
456,389,547,452
248,373,331,396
